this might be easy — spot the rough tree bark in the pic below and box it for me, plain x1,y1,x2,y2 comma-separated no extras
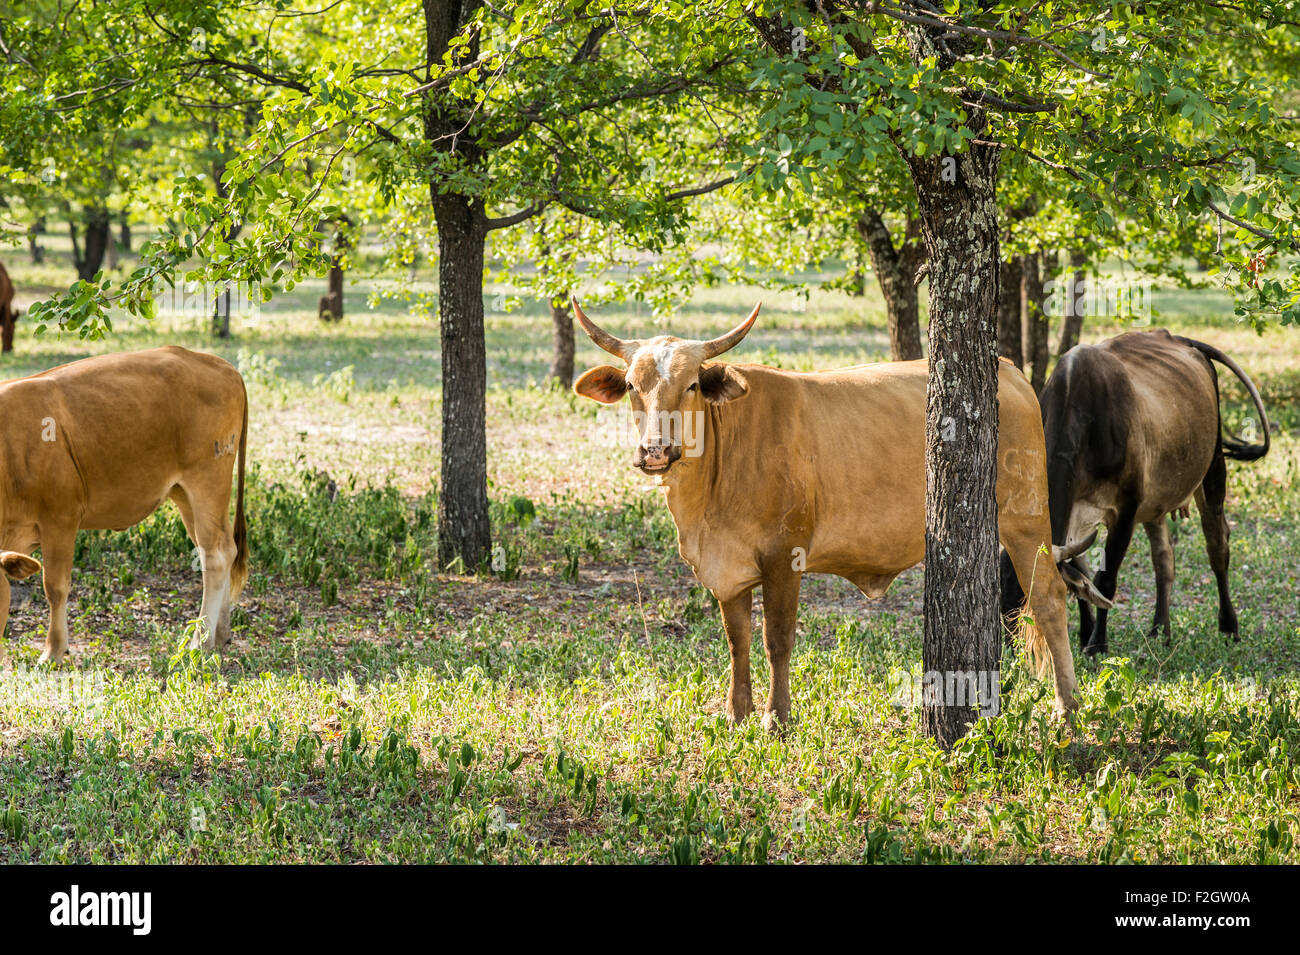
857,208,925,361
1020,250,1049,392
430,190,491,571
425,0,492,572
1057,250,1087,356
997,254,1023,366
905,140,1004,750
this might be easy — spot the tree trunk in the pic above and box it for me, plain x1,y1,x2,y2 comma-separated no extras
120,215,132,253
424,0,492,572
432,190,491,572
537,225,576,383
1020,251,1049,392
906,143,1004,750
549,295,575,384
210,128,244,341
74,207,111,282
28,218,45,264
857,209,924,361
997,254,1023,366
211,286,231,339
318,261,345,322
1057,251,1087,356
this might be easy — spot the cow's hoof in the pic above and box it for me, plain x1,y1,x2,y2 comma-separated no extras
760,710,790,735
726,701,754,727
1051,702,1077,722
1083,641,1108,658
37,648,69,665
1147,625,1172,647
1051,685,1081,719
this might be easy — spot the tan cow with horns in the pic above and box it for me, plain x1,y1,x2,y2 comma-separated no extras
0,346,248,661
572,299,1101,728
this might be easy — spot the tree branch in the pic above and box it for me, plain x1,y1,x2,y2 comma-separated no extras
483,201,549,232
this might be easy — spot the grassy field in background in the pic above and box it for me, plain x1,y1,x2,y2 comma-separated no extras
0,241,1298,863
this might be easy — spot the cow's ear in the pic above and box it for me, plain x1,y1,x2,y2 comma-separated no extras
0,552,41,580
574,365,629,404
1059,562,1114,609
699,363,748,404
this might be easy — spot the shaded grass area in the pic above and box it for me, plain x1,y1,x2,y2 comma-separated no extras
0,251,1298,863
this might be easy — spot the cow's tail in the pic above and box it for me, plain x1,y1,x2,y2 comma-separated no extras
1176,336,1270,461
230,377,249,596
1020,612,1050,680
1007,548,1051,680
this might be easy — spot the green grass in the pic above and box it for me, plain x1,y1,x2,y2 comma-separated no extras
0,245,1298,863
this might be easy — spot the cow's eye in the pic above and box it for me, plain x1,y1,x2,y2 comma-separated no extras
686,382,698,393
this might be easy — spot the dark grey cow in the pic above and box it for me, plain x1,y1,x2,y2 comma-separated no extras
1001,329,1269,654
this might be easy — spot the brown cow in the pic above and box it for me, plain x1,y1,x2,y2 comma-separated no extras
0,346,248,661
572,300,1098,727
0,260,19,353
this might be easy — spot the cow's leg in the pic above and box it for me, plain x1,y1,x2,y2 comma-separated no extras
758,569,801,731
174,486,236,651
0,573,10,641
998,549,1025,647
170,487,208,649
170,486,197,544
1002,529,1078,715
196,522,236,652
718,588,754,725
1143,519,1175,644
1085,503,1137,656
1196,449,1238,639
36,531,76,663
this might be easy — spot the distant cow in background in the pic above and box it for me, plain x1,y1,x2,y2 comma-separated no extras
0,260,19,353
0,347,249,661
1001,329,1270,655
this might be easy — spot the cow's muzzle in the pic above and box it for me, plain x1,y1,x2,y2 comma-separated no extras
634,442,683,473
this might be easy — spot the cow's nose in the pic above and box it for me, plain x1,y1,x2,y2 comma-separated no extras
635,442,676,470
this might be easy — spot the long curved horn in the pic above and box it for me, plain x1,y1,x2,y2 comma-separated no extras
572,297,635,361
700,303,761,360
1052,529,1099,563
